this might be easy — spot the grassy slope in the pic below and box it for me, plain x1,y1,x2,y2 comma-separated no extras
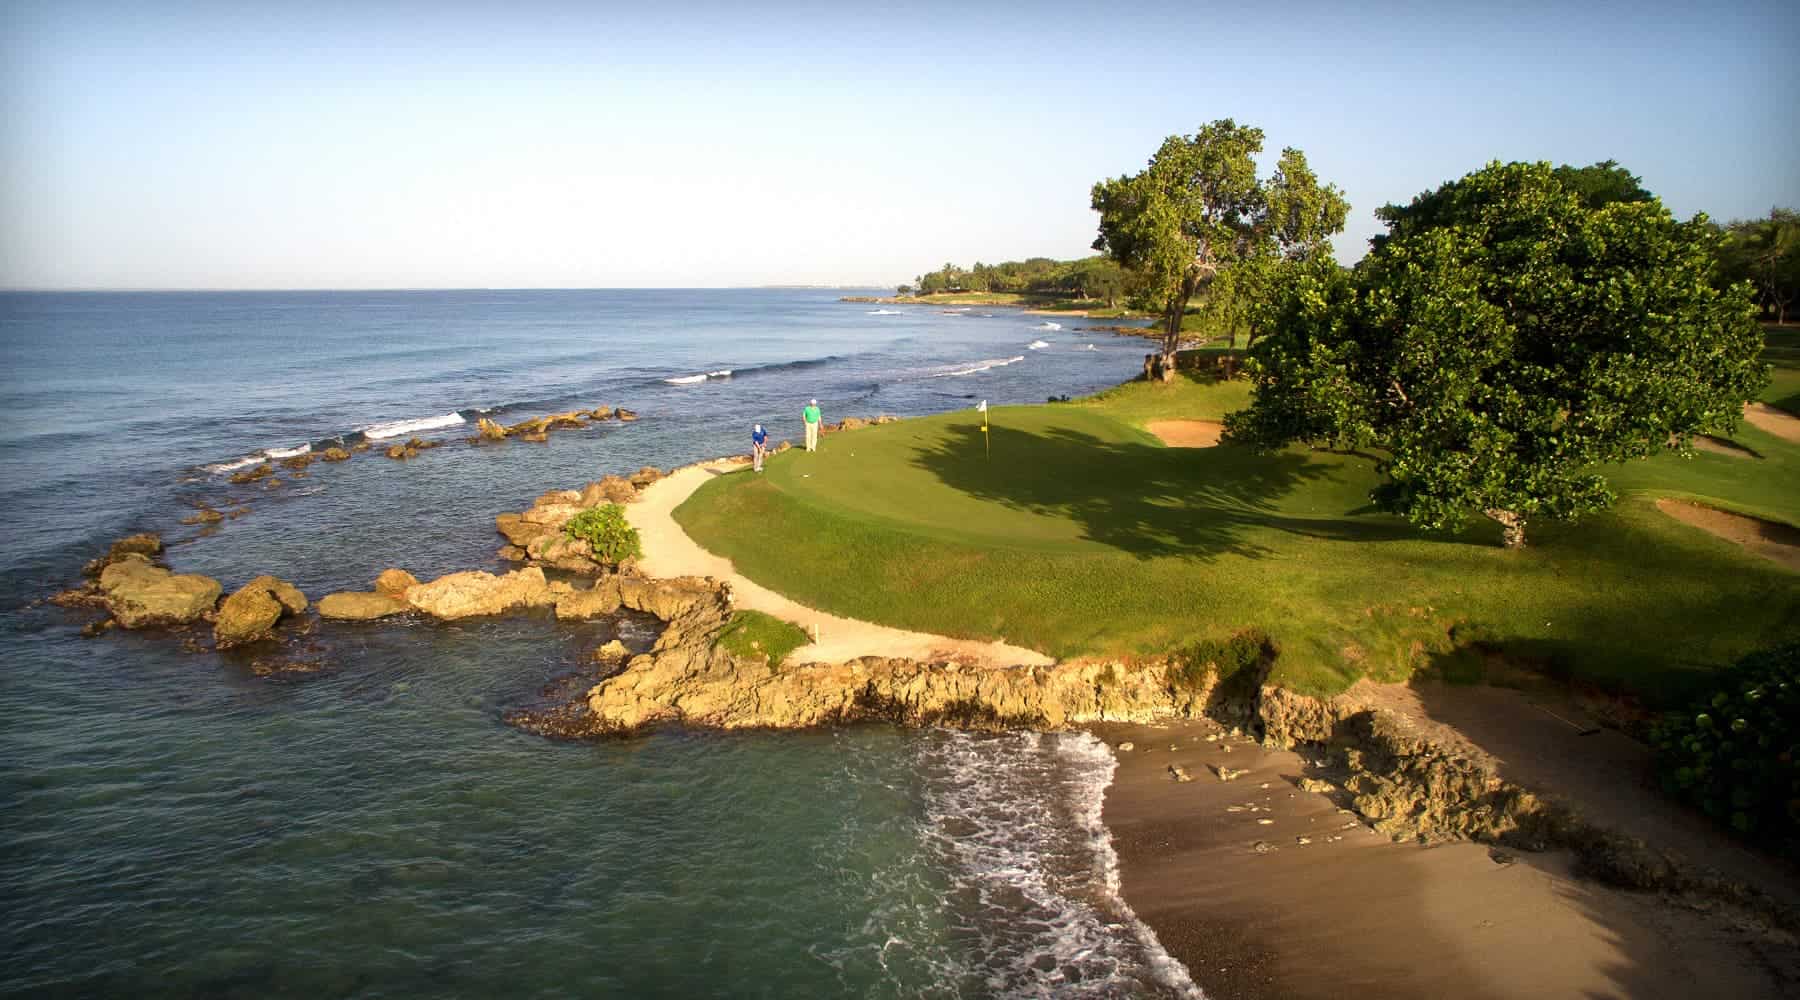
676,371,1800,704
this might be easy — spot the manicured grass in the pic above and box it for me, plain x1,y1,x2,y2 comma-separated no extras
714,610,809,668
676,366,1800,705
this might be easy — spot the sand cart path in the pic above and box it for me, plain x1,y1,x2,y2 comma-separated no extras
627,461,1055,668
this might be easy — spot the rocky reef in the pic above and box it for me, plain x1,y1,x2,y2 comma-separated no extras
492,472,664,571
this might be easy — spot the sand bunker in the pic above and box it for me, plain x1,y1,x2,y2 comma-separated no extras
1743,402,1800,443
1684,434,1760,458
1146,420,1224,448
1656,498,1800,571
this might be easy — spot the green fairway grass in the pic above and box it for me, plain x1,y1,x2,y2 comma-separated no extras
675,368,1800,704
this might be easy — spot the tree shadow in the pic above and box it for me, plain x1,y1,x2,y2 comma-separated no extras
907,422,1417,561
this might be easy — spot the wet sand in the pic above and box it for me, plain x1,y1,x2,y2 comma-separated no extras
1093,718,1792,1000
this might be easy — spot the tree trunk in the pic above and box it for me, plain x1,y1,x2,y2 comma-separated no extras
1484,508,1526,549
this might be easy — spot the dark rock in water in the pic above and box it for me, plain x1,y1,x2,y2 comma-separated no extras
385,443,417,460
589,406,615,421
181,507,225,526
616,408,638,421
80,618,115,638
99,556,221,629
476,417,508,441
279,453,314,471
51,587,107,609
319,447,352,462
227,506,251,520
214,575,308,649
229,464,274,484
351,441,371,452
317,591,408,621
497,545,527,562
518,430,549,443
593,638,629,661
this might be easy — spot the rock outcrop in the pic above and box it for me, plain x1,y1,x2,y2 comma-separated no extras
491,478,648,571
83,533,163,577
552,578,622,619
374,568,419,597
320,447,352,462
317,591,409,620
214,575,308,648
402,567,554,619
98,555,221,629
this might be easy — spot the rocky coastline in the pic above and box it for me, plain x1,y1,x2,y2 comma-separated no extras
49,455,1797,994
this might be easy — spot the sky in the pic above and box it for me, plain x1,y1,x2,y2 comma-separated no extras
2,0,1796,290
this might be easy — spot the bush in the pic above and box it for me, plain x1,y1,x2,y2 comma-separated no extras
715,611,809,668
1650,642,1799,848
563,504,642,563
1170,629,1271,696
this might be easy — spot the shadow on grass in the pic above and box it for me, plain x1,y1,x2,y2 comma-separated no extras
909,423,1417,560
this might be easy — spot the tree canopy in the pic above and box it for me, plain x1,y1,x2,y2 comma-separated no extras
1372,159,1653,252
907,256,1131,304
1228,160,1767,548
1091,120,1347,380
1716,208,1800,324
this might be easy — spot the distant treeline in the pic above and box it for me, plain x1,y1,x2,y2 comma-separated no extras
1716,209,1798,325
903,256,1131,304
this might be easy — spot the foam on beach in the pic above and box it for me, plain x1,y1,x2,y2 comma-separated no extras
903,731,1203,998
932,356,1025,378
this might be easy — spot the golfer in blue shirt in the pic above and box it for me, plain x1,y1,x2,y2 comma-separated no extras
751,423,768,472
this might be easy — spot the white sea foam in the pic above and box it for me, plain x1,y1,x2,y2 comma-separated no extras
905,730,1204,998
203,455,265,474
360,412,466,440
932,356,1025,378
1037,321,1062,331
706,369,733,378
1085,344,1097,351
664,374,708,385
1028,340,1050,350
867,308,904,315
203,443,310,474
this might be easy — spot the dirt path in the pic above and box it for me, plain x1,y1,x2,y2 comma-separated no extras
1744,402,1800,443
626,460,1055,667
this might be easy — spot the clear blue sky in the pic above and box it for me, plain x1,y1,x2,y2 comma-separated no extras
2,0,1795,289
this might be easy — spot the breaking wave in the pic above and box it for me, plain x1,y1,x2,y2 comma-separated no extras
360,412,467,440
867,309,904,315
1028,340,1050,350
932,356,1025,378
1036,322,1062,331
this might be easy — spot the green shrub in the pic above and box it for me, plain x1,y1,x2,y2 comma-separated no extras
1170,629,1271,695
1650,642,1799,848
563,504,642,563
715,610,809,668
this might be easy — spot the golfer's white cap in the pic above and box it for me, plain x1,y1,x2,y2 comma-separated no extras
754,423,762,431
810,398,817,405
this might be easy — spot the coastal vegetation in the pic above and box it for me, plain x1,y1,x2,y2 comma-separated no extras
1651,642,1800,848
905,256,1130,305
564,503,643,563
1228,160,1767,547
714,610,810,668
1716,208,1799,325
1090,119,1348,381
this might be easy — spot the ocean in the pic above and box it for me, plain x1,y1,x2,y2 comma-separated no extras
0,289,1197,997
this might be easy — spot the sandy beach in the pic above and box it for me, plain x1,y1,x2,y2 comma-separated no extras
1093,716,1797,1000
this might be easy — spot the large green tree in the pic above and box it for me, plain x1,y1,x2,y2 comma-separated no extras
1091,121,1347,381
1228,161,1766,548
1717,208,1800,324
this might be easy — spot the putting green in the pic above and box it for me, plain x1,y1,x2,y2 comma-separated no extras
676,376,1800,701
